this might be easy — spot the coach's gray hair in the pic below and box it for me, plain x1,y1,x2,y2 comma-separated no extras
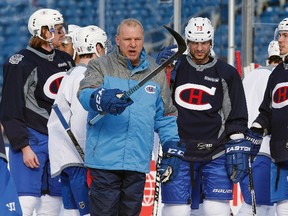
116,18,144,35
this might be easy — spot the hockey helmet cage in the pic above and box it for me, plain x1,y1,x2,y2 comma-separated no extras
28,8,64,37
185,17,214,47
74,25,108,56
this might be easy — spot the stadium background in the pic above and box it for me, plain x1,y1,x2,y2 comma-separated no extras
1,0,288,86
1,0,287,215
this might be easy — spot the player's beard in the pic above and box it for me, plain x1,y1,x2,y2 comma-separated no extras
191,50,210,64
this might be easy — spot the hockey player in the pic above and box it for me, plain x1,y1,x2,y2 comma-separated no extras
157,17,260,216
59,24,81,64
48,25,108,216
0,8,75,215
77,18,181,216
237,40,281,216
0,124,22,215
251,18,288,216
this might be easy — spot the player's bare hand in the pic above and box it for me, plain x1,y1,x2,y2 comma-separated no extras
21,145,40,168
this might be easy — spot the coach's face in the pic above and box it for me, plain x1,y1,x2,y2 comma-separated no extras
116,23,144,67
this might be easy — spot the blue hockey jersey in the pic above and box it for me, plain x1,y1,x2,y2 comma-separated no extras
254,63,288,164
0,46,75,151
173,55,248,161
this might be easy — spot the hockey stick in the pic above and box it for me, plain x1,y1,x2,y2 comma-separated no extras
236,49,256,215
152,64,173,216
152,147,162,216
52,104,85,161
248,155,257,216
89,26,186,125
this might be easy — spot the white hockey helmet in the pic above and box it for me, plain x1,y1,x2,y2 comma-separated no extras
277,18,288,32
28,8,63,37
268,40,280,57
74,25,107,57
66,24,81,41
60,25,81,60
185,17,214,47
61,24,81,45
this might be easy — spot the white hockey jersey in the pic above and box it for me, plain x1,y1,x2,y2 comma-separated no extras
48,63,88,177
242,66,274,156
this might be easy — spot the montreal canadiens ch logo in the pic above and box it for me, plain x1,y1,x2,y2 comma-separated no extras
43,72,66,99
145,85,156,94
175,83,216,110
272,82,288,109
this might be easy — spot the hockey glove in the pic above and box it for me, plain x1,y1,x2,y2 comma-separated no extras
90,88,133,115
245,128,263,160
156,45,177,65
158,141,185,184
225,138,252,183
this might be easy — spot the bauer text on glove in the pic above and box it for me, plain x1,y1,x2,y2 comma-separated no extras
245,128,263,160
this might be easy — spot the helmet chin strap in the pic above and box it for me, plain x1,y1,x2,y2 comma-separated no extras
72,50,77,60
37,32,55,49
48,40,55,49
47,31,55,49
95,49,100,58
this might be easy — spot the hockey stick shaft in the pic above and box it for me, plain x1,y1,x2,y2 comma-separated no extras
248,156,257,216
52,104,85,161
152,66,172,216
88,26,186,125
152,152,162,216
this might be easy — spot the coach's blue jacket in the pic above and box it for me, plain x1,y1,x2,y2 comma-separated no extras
78,47,179,173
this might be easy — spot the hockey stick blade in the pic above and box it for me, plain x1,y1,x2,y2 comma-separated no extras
89,26,186,125
52,104,85,161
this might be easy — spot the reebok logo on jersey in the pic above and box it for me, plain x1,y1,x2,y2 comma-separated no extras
204,76,219,83
9,54,24,64
145,85,156,94
6,202,16,211
58,62,68,67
